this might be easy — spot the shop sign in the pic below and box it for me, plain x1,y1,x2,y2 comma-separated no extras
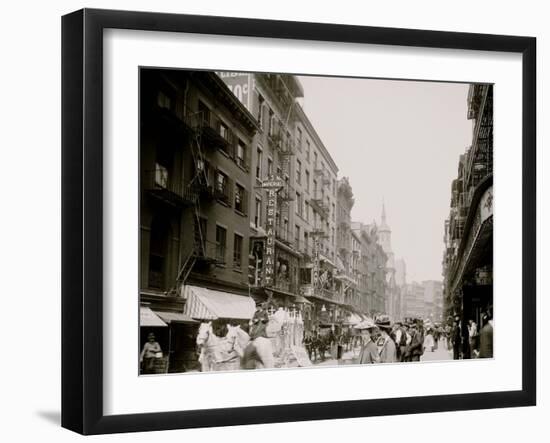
312,238,320,288
260,176,285,189
261,175,285,287
480,186,493,222
264,188,277,287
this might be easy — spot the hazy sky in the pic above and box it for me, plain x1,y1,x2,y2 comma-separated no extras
298,75,472,283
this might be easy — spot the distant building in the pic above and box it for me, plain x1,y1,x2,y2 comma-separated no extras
377,204,402,320
351,222,388,315
402,280,443,322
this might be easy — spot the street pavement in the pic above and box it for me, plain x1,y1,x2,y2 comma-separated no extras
310,340,454,366
420,338,453,362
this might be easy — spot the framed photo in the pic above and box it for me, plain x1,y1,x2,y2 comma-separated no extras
62,8,536,435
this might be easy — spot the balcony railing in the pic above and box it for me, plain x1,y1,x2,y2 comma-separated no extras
309,192,330,219
275,226,294,247
277,183,295,202
194,239,226,265
199,112,234,154
213,182,232,206
142,169,197,207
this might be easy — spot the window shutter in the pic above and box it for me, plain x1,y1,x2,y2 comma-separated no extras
245,142,251,171
243,188,249,215
226,176,233,206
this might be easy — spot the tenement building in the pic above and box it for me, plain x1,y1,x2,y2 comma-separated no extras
442,84,493,326
218,72,343,335
139,69,259,371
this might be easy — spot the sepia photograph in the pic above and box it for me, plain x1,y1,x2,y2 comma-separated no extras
138,68,494,375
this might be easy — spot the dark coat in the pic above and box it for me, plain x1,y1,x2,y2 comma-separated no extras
408,329,424,357
478,323,493,358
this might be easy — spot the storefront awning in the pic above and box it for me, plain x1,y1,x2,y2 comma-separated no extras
293,295,313,305
344,313,363,325
155,311,198,324
140,306,168,327
183,285,256,320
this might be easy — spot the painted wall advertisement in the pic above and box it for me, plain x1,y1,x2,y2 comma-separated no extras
216,72,251,108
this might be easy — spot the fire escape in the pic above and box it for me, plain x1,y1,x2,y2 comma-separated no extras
170,106,233,295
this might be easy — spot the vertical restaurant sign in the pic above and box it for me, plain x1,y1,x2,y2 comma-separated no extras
312,238,320,288
260,176,284,287
217,72,251,108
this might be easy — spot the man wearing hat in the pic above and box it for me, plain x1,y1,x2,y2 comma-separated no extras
407,319,424,362
358,319,380,364
376,315,397,363
140,332,162,374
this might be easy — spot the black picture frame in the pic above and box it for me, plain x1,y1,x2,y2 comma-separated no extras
62,8,536,435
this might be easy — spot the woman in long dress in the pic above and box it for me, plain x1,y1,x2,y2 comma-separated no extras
423,327,435,352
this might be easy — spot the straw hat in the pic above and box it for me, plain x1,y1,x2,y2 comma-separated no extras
375,314,392,330
354,318,377,330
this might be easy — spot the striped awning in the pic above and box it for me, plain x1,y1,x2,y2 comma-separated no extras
183,285,256,320
140,306,168,327
155,311,198,324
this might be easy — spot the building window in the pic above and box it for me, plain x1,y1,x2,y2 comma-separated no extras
304,232,309,254
258,94,264,128
296,192,303,217
268,109,275,136
233,234,243,269
220,121,229,141
215,170,230,204
236,139,246,169
313,179,318,196
296,159,302,184
277,166,282,179
267,157,273,177
305,201,310,222
154,163,169,188
296,128,302,151
305,170,310,192
256,147,263,180
306,140,311,162
314,151,318,169
215,225,227,262
235,183,247,214
332,203,336,221
295,225,301,249
148,217,170,290
198,100,210,126
254,196,262,228
157,90,172,110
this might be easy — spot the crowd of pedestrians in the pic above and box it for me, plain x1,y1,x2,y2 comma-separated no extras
450,309,493,360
